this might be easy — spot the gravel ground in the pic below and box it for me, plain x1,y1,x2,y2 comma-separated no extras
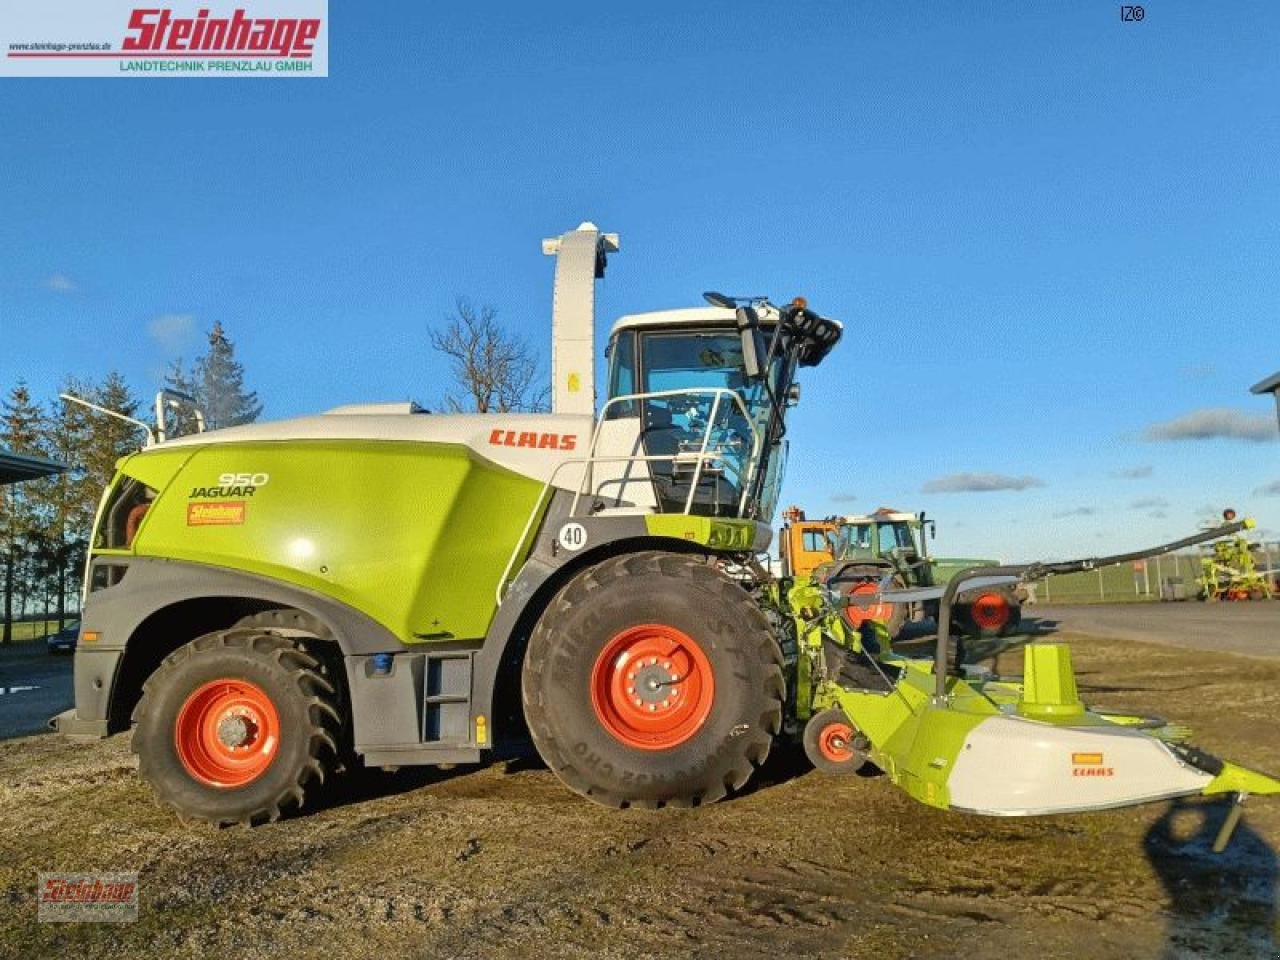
1,633,1277,960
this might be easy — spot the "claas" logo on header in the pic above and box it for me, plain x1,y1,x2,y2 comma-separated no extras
1071,752,1114,777
123,8,322,58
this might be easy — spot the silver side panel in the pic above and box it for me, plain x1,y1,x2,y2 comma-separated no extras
588,416,656,510
946,715,1211,816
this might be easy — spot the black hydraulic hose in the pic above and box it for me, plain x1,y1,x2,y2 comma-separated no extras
930,519,1250,701
1021,519,1252,580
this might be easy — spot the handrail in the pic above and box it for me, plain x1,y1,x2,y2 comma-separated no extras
496,387,769,605
582,387,762,516
495,449,750,606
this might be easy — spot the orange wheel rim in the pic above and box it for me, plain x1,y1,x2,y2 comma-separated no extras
971,593,1010,630
175,678,280,788
818,721,856,763
590,624,715,751
842,582,895,628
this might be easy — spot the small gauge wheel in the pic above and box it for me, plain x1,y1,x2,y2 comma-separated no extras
803,707,870,774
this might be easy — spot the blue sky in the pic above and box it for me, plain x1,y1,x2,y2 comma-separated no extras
1,1,1277,558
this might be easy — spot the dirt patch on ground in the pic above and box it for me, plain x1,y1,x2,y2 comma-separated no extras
1,633,1277,960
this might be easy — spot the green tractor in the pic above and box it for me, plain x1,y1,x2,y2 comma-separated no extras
55,223,842,822
814,508,1023,641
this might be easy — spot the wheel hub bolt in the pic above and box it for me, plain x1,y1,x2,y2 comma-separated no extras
217,713,254,748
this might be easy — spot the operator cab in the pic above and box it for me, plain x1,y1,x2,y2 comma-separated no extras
600,298,840,521
835,510,925,566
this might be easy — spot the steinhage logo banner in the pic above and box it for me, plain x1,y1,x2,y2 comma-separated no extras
1,0,328,77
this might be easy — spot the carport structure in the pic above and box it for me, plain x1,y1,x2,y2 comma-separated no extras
1252,371,1280,433
0,447,64,486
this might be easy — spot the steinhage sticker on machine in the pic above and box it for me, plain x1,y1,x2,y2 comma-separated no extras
0,0,328,77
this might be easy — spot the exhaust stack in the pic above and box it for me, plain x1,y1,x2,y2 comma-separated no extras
542,222,620,417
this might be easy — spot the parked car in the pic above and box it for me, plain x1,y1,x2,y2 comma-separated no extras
46,621,80,654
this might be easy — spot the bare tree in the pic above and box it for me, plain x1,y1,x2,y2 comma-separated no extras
430,298,548,413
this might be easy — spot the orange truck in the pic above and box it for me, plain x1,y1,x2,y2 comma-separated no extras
777,506,837,580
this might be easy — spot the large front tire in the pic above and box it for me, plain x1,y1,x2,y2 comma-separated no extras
132,629,340,826
522,552,784,808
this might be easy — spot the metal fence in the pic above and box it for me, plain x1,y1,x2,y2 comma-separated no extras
1024,541,1280,605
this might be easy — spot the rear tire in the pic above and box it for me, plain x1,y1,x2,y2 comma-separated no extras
522,551,784,808
132,629,340,826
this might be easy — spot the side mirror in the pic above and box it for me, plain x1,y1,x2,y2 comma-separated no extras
736,307,765,381
928,521,937,540
786,383,801,407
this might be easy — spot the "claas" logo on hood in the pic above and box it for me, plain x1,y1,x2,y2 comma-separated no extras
489,429,577,451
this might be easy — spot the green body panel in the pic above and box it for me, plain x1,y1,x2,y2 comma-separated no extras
816,663,994,811
643,514,761,551
1204,761,1280,797
1016,644,1087,722
118,440,546,642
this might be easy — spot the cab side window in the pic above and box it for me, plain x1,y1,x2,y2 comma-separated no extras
605,331,637,417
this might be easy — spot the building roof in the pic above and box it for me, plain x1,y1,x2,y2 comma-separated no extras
0,447,65,486
1250,371,1280,395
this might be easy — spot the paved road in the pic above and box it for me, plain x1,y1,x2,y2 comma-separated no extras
0,602,1273,741
0,643,73,739
1027,601,1280,660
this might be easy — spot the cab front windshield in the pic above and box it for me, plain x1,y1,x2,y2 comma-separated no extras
877,522,919,553
606,327,787,515
836,521,919,558
836,523,873,558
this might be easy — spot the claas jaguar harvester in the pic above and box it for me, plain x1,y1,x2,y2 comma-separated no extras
54,223,842,823
55,223,1280,844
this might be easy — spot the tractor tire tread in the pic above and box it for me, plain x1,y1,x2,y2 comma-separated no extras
132,628,340,827
523,550,782,809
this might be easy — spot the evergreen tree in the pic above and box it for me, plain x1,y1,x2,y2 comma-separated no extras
85,371,144,492
1,383,48,643
162,358,202,438
37,376,119,628
163,322,262,433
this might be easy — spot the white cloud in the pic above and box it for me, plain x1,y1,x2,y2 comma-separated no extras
1131,496,1169,509
148,313,198,353
1052,506,1096,519
1143,408,1276,443
922,472,1044,494
1256,480,1280,497
829,492,858,503
1112,465,1152,479
46,273,76,293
